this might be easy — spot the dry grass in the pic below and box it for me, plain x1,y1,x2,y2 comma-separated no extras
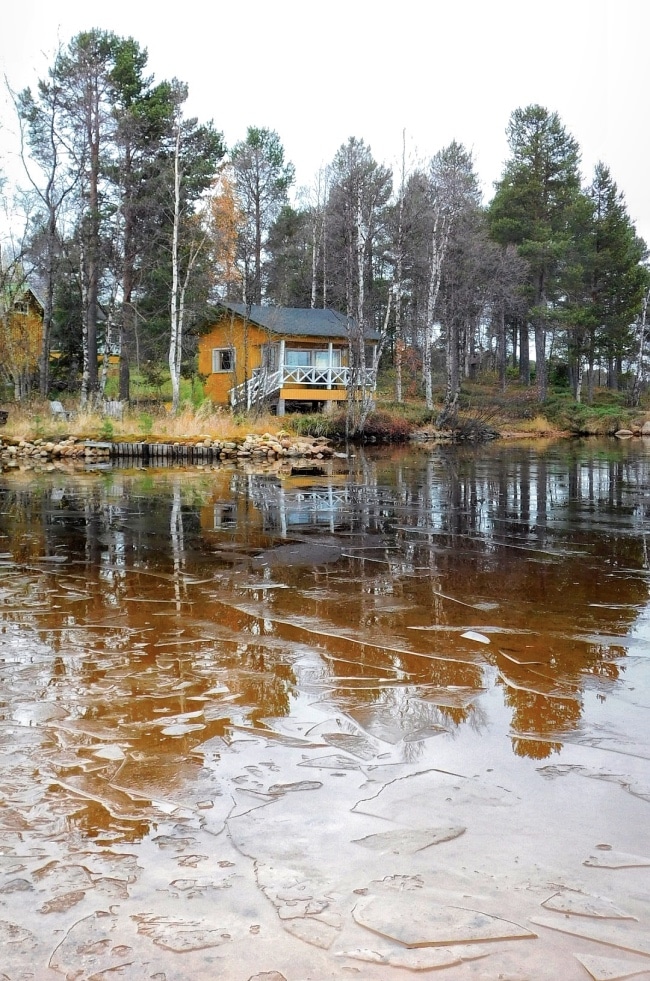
512,414,557,434
0,394,575,444
0,400,288,443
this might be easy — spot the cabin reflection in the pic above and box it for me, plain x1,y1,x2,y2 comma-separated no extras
254,478,351,536
207,472,355,537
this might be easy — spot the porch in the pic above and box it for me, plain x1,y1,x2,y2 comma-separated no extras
229,340,377,412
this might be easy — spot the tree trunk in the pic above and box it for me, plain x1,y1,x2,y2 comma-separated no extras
347,191,368,437
519,321,529,384
253,187,262,304
629,288,649,407
424,212,447,410
437,318,460,426
534,319,546,401
394,130,406,404
607,356,617,390
79,240,91,403
39,211,56,397
119,142,135,402
586,327,595,404
498,306,507,391
169,127,182,414
310,213,318,309
84,80,101,404
322,209,327,308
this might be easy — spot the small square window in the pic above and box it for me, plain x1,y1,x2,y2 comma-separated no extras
212,348,234,372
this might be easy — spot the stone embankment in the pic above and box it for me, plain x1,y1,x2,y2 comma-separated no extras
0,432,336,470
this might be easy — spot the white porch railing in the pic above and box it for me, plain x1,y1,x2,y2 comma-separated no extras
229,364,377,409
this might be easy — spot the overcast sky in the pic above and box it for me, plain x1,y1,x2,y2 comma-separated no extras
2,0,649,241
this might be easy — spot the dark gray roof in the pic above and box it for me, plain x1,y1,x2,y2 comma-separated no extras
18,285,44,312
217,303,379,341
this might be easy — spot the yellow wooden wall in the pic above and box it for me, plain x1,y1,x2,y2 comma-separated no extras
198,312,349,405
0,295,43,379
199,313,270,404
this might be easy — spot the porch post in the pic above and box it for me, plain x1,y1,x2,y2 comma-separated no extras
279,339,285,385
327,342,333,389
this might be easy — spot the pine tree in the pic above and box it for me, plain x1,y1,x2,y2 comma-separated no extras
15,70,76,396
265,204,312,307
231,127,294,304
489,105,582,400
587,163,648,393
50,30,122,403
108,45,181,400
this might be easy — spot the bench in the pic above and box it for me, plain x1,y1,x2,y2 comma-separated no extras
49,400,71,422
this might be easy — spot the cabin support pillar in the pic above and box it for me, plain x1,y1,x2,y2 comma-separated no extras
276,398,286,417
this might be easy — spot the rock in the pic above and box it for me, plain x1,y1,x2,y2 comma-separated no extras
642,421,650,436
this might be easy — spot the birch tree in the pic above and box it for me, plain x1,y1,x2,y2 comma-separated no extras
14,73,78,397
169,125,201,414
305,167,329,308
422,142,481,419
168,115,224,412
326,138,392,434
630,286,650,407
393,131,407,403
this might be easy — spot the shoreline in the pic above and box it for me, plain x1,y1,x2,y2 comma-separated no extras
1,424,643,473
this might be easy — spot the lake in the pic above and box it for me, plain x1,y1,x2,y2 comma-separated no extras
1,437,649,979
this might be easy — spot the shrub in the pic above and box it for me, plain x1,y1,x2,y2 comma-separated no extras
543,394,631,434
358,409,414,441
287,413,342,439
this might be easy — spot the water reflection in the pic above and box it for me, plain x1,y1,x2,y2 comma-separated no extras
1,442,649,763
1,439,650,977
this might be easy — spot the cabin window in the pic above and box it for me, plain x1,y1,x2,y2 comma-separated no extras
286,349,311,367
213,503,237,529
13,301,28,315
212,348,234,372
285,349,342,367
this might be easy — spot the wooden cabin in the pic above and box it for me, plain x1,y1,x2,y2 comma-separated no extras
3,287,44,342
198,303,380,414
0,287,44,396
